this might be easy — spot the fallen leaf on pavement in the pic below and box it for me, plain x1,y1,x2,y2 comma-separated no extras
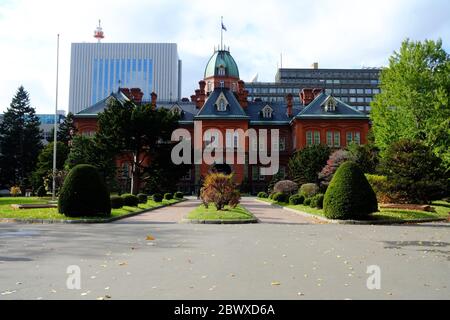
271,282,281,286
146,235,155,241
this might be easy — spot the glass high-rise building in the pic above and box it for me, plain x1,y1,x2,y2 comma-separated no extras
69,43,182,114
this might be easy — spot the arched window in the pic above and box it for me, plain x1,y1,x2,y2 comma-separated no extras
218,66,225,76
261,105,273,118
217,99,226,111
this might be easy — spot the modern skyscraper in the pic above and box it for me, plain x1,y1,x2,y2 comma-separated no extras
68,43,182,114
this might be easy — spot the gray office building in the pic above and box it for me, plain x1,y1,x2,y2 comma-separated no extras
246,64,381,113
69,43,182,114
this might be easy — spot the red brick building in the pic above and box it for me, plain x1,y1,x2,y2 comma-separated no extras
74,49,370,194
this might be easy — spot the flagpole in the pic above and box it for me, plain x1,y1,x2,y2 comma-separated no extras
221,16,223,50
52,34,59,201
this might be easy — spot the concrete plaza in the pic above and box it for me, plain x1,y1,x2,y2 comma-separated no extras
0,198,449,300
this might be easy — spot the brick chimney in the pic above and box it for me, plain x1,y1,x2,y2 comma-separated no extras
130,88,144,104
286,93,293,117
300,88,314,106
195,89,203,109
236,80,248,108
198,81,206,106
150,92,157,109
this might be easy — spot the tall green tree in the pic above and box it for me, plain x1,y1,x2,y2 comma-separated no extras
65,134,117,191
288,144,330,185
57,112,77,145
95,100,181,194
371,39,450,170
32,142,69,189
0,86,42,187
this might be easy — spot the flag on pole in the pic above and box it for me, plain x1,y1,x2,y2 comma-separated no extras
222,21,227,31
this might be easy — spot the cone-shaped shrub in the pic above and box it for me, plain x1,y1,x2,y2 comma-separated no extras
58,164,111,217
324,161,378,220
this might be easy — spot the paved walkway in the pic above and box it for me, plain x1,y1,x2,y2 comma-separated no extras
115,197,201,224
241,197,323,224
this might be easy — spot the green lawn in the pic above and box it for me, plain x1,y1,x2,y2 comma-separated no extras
0,197,180,221
187,204,255,221
259,198,450,222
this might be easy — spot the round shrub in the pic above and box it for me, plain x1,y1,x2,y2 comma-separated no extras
272,192,289,203
153,193,163,202
174,191,184,199
36,185,46,197
58,164,111,217
310,193,324,209
269,193,275,200
273,180,299,196
304,198,312,206
137,193,148,204
110,196,124,209
299,183,319,198
257,192,269,199
289,194,305,205
324,161,378,220
164,193,173,200
121,194,139,207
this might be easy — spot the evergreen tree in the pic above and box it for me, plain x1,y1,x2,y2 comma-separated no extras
0,86,42,187
371,39,450,171
288,144,330,185
32,142,69,189
57,112,77,145
95,99,181,194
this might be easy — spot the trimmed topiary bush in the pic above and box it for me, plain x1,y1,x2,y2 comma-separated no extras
269,193,275,200
137,193,148,204
299,183,320,198
121,194,139,207
58,164,111,217
164,193,173,200
310,193,324,209
272,192,289,203
258,192,269,199
110,196,124,209
153,193,163,202
324,161,378,220
289,194,305,205
174,191,184,199
273,180,298,196
36,185,46,198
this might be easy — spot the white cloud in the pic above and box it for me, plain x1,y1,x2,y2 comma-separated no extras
0,0,449,113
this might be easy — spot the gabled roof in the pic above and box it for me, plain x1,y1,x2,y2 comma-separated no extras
76,91,130,117
194,88,248,120
295,93,369,120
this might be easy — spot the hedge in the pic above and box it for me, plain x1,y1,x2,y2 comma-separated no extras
257,192,269,199
289,194,305,205
110,196,124,209
153,193,163,202
121,194,139,207
164,193,173,200
137,193,148,204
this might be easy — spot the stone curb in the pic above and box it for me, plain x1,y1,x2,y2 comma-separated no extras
0,199,187,225
254,199,447,225
180,218,258,225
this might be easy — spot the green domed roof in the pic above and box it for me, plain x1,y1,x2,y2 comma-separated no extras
204,50,240,79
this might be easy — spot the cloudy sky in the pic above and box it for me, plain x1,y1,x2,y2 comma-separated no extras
0,0,449,114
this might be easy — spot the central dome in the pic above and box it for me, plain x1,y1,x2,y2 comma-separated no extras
204,50,240,79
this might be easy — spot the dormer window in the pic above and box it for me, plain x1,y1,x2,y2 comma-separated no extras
170,104,183,115
324,97,337,112
220,80,225,88
218,65,226,76
261,105,273,119
215,92,229,111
